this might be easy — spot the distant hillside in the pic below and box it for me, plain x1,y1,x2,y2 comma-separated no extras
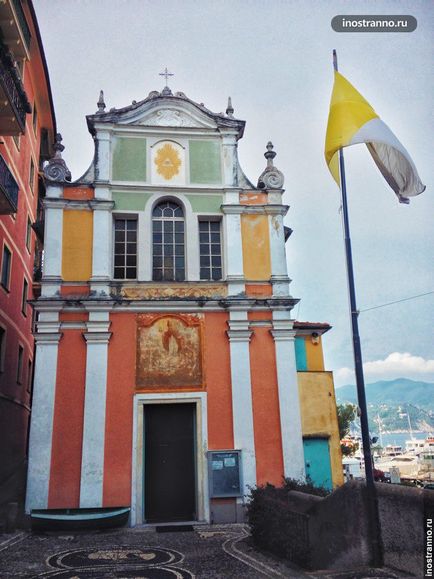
335,378,434,432
336,378,434,411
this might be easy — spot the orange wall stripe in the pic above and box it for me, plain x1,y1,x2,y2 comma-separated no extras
250,328,284,486
48,330,86,508
63,187,94,200
205,312,234,450
62,210,93,281
103,313,136,507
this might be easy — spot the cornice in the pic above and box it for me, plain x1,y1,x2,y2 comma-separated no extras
221,204,289,216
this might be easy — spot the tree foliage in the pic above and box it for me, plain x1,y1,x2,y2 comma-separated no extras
337,403,357,440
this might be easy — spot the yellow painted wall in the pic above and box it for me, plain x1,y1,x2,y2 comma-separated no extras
241,214,271,280
305,338,325,371
62,210,93,281
298,371,344,487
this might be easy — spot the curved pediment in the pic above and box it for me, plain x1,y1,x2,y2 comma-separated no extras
87,90,245,136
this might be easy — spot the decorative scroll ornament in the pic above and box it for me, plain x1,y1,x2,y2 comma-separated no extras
43,133,72,183
257,141,284,189
154,143,181,180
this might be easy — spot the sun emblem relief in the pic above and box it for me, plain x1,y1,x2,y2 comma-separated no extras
154,143,182,180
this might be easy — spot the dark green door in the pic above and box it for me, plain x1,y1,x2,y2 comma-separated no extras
144,403,196,522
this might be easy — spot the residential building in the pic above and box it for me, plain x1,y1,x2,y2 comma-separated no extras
0,0,55,528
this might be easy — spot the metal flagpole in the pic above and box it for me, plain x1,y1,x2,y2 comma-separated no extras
332,49,383,567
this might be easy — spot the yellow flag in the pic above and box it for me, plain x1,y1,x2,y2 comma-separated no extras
325,71,425,203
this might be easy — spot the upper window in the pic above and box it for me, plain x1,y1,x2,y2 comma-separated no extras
0,326,6,373
32,103,38,135
114,218,137,279
26,216,32,251
1,245,12,291
29,158,35,192
152,201,185,282
199,220,222,280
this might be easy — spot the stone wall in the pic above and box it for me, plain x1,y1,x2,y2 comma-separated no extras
248,480,434,575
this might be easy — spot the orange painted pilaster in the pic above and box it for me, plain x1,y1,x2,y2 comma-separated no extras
103,313,136,507
250,328,284,486
205,312,234,450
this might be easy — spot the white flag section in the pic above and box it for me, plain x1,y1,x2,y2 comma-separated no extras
325,71,426,204
353,118,426,204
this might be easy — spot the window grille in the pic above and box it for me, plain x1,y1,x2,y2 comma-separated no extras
199,220,222,280
113,218,137,279
152,201,185,281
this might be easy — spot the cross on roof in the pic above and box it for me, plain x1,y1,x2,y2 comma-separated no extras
159,67,174,86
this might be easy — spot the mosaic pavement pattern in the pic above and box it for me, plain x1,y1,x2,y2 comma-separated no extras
36,546,193,578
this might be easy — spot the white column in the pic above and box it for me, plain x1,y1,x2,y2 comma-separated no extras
267,205,291,297
90,201,113,295
80,312,111,507
222,205,245,295
26,314,62,512
137,211,150,281
222,133,237,187
42,197,63,297
271,312,306,481
227,311,256,497
95,130,111,182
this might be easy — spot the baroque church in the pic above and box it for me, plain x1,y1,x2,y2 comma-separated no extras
26,79,343,525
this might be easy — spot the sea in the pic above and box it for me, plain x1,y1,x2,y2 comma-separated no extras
378,431,432,448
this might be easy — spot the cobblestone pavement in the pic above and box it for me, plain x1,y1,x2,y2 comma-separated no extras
0,525,405,579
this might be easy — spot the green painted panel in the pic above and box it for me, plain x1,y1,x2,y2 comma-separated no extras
186,195,223,213
112,191,152,211
303,438,332,491
295,337,308,371
189,140,221,184
112,137,147,182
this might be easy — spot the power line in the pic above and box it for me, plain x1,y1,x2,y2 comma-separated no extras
360,291,434,313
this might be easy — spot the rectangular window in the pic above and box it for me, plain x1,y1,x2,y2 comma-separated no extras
1,245,12,291
0,326,5,373
27,359,32,392
32,102,38,134
113,218,137,279
199,220,222,280
26,216,32,251
21,278,28,316
17,345,24,384
29,158,35,192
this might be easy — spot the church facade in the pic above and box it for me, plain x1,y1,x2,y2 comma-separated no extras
26,84,342,525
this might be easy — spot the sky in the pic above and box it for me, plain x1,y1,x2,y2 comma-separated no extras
33,0,434,387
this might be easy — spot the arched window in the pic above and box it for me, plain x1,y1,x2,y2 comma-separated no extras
152,201,185,281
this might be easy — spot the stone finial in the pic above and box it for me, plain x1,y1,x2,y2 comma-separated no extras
257,141,284,189
43,133,72,183
96,90,106,114
161,86,173,96
226,96,234,118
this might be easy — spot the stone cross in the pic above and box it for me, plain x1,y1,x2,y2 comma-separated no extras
159,67,174,86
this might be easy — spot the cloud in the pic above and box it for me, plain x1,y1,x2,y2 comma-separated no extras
335,352,434,387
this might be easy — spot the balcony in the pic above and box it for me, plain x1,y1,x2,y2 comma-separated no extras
0,0,31,59
0,153,18,213
0,39,31,134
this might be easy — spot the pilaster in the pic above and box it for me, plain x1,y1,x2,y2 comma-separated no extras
271,311,306,481
26,314,62,512
222,203,245,295
227,311,256,497
90,200,114,295
41,196,63,297
79,311,112,507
